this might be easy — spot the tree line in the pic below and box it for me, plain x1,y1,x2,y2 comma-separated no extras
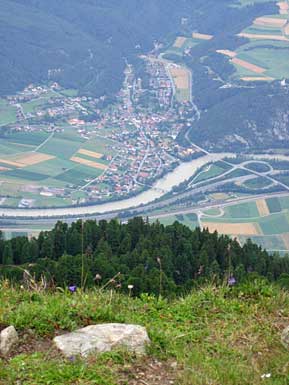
1,217,289,296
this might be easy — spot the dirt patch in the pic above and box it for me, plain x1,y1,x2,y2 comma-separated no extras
281,233,289,249
0,324,9,333
0,159,23,167
210,193,229,200
238,32,289,41
71,156,107,170
169,66,190,89
241,76,274,81
231,57,266,74
14,152,55,167
254,17,287,28
173,36,186,48
216,49,236,58
0,329,60,361
78,149,103,159
284,22,289,35
256,199,270,217
192,32,213,40
202,222,261,236
278,2,289,14
118,358,177,385
0,153,55,168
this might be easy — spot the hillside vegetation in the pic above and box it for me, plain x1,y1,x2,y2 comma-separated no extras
0,0,276,97
0,0,198,96
0,280,288,384
1,218,289,295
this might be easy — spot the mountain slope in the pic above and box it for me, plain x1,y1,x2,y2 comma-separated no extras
0,0,196,96
0,0,277,97
0,281,288,384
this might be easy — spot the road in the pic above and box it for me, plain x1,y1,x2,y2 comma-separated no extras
148,191,289,221
0,174,276,224
2,55,289,225
1,190,289,233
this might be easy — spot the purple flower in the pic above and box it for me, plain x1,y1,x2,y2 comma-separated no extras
68,285,77,293
228,277,236,286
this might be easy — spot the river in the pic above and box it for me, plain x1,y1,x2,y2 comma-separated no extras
0,153,234,218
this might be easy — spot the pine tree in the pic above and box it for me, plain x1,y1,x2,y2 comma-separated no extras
3,243,14,265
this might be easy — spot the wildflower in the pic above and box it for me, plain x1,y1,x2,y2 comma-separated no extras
68,285,77,293
128,284,134,297
228,276,236,286
261,373,271,379
94,273,102,281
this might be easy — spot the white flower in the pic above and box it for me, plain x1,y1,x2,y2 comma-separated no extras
128,285,134,290
261,373,271,379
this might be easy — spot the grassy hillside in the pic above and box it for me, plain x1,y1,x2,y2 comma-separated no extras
0,279,289,384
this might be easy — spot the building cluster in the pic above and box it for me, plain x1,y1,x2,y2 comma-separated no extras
1,59,201,206
146,59,173,108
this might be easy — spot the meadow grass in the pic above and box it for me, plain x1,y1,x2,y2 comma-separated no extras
0,279,288,384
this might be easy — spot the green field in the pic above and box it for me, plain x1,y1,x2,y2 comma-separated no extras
230,7,289,80
238,234,286,251
193,162,230,183
266,197,282,213
243,176,273,189
164,37,200,57
157,213,199,229
259,212,289,235
2,131,50,146
0,127,115,208
225,201,260,218
22,98,51,114
0,99,18,126
151,196,289,254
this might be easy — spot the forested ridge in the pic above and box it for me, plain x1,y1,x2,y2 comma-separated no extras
0,0,276,97
1,217,289,296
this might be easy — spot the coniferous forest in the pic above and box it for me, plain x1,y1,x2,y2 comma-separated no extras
1,217,289,296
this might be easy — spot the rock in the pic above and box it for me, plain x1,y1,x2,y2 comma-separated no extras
281,326,289,350
0,326,19,356
53,323,150,358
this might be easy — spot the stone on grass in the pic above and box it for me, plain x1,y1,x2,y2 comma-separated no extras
281,326,289,350
0,326,19,356
53,323,150,358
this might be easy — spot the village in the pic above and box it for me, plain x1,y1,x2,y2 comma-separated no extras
0,53,201,205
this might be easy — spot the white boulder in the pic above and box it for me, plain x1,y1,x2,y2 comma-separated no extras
53,323,150,358
0,326,19,356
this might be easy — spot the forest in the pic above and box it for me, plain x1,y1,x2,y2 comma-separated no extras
1,217,289,296
0,0,276,97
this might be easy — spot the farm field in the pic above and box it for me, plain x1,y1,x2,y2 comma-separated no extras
0,101,18,126
156,213,199,229
165,36,200,57
198,196,289,254
151,194,289,253
168,65,191,102
218,2,289,81
0,129,114,208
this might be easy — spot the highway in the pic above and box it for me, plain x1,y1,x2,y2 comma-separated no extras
148,191,289,221
1,173,288,231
